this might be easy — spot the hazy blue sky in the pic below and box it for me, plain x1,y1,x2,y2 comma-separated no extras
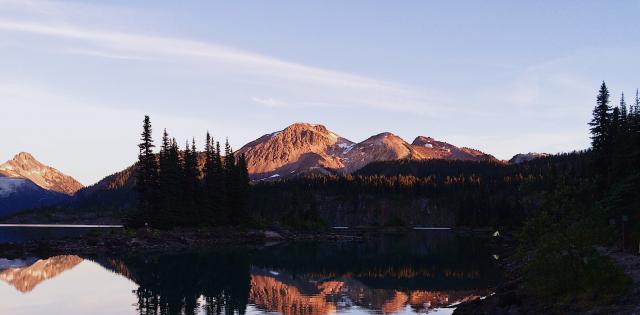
1,0,639,184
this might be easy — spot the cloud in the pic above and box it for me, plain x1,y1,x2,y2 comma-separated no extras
251,97,289,108
0,19,403,91
63,48,152,61
0,16,460,114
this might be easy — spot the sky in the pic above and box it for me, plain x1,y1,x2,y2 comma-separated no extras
1,0,639,185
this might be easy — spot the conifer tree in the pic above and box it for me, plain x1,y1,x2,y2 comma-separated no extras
224,138,235,174
203,134,225,224
619,92,628,134
236,153,251,224
203,132,215,220
634,89,640,126
589,82,612,152
223,139,237,223
610,106,621,152
135,115,158,226
181,139,200,225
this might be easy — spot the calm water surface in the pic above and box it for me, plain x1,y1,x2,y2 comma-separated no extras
0,229,499,315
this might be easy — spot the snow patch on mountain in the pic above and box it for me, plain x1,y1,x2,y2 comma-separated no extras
0,177,29,197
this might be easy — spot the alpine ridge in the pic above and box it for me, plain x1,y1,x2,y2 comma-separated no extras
237,123,498,179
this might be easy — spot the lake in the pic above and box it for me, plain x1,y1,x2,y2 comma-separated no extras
0,229,499,315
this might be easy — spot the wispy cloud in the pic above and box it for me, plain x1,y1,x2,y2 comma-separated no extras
251,97,289,108
0,16,457,114
0,19,403,92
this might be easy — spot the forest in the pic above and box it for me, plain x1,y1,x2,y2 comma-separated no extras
130,116,251,229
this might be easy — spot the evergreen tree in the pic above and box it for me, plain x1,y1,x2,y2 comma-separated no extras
589,82,612,152
157,129,172,226
223,139,238,223
203,133,225,225
633,89,640,128
135,115,158,227
236,153,251,224
224,138,235,175
611,106,621,142
181,138,200,225
619,92,628,132
633,90,640,117
203,132,215,220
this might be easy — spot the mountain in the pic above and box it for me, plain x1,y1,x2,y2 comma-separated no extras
236,123,352,178
0,152,83,216
509,152,550,164
61,123,499,209
0,152,83,195
237,123,498,179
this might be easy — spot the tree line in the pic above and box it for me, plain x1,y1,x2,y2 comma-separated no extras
250,153,590,228
131,115,250,228
588,81,640,245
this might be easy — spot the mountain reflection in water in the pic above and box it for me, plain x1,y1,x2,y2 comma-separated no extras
0,232,498,315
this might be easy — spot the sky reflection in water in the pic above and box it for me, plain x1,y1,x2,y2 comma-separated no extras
0,231,498,315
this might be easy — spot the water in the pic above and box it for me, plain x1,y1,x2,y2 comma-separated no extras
0,230,499,315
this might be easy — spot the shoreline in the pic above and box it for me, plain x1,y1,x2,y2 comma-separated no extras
0,226,496,259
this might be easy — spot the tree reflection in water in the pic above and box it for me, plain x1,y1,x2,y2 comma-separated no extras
111,232,498,315
0,232,499,315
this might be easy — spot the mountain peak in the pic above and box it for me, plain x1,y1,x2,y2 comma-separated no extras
237,123,350,178
0,152,83,195
411,136,435,146
13,152,36,162
285,122,326,130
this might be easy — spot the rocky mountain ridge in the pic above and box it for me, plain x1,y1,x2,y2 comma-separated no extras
237,123,498,179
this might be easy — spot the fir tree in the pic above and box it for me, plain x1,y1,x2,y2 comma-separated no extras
203,134,225,225
634,89,640,124
619,92,628,133
181,139,200,225
236,153,251,224
135,115,158,227
589,82,612,152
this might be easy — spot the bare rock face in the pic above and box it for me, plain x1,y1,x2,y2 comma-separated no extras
238,123,498,179
411,136,496,162
341,132,421,173
0,152,83,195
236,123,353,179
